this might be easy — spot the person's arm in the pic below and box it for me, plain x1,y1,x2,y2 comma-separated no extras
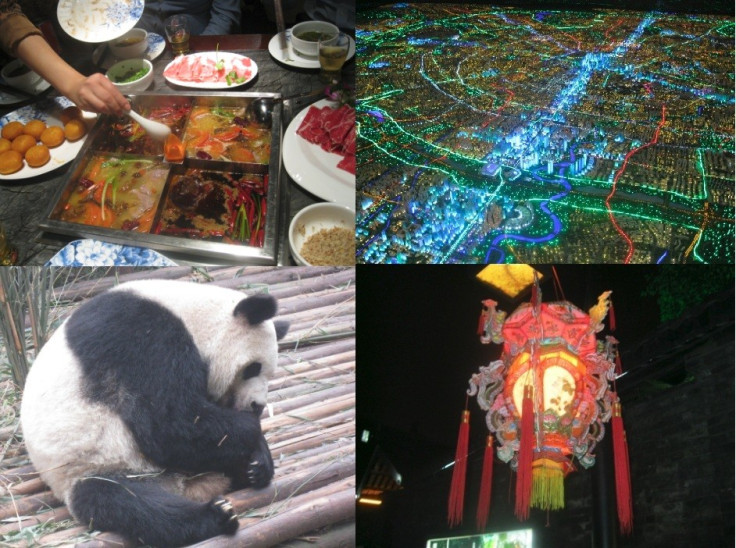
15,34,130,116
201,0,240,35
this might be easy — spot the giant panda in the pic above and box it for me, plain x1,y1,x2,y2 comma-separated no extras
20,279,289,547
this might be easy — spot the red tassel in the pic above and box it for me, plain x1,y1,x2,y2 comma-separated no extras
448,409,470,527
615,350,623,376
609,301,616,331
612,396,633,535
476,435,495,530
515,385,534,521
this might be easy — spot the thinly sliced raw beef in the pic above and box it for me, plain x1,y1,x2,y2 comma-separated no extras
337,154,355,174
296,104,356,173
163,54,253,84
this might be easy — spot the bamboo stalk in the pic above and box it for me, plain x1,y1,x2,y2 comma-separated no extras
268,383,355,415
0,491,59,520
0,477,46,497
271,423,355,456
262,394,354,429
0,464,37,484
278,339,355,364
0,506,71,536
194,481,355,548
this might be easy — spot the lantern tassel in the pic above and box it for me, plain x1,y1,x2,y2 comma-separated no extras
612,397,633,535
531,459,565,511
448,409,470,527
515,385,534,521
609,301,616,331
476,435,495,531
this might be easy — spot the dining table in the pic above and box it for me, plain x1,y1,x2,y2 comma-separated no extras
0,32,354,265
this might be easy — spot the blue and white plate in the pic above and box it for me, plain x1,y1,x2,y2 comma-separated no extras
0,96,96,182
46,240,177,266
57,0,144,43
93,33,167,69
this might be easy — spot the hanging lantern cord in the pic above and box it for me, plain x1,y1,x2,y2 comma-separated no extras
551,265,566,302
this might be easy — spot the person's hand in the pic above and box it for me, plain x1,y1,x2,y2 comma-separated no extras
65,73,131,117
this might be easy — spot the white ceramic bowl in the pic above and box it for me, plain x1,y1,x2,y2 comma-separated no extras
109,28,148,60
290,20,339,57
289,202,355,266
106,58,154,93
1,59,43,92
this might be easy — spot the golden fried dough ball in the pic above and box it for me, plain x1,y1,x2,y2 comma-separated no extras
59,106,83,124
25,144,51,168
11,134,37,155
23,119,47,140
0,138,11,153
40,126,65,148
1,121,25,141
0,150,23,174
64,119,87,142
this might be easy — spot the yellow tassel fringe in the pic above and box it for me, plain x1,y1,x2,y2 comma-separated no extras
530,459,565,510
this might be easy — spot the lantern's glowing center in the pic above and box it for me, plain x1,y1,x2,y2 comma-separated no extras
512,366,576,417
510,349,580,419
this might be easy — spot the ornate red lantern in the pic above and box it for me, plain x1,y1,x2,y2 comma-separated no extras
448,281,632,535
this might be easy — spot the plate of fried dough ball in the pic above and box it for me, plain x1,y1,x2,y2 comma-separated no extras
0,97,95,181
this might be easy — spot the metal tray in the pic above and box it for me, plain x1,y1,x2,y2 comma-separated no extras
40,92,285,264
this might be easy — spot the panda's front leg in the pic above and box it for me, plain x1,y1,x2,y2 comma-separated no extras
128,399,274,486
234,433,274,489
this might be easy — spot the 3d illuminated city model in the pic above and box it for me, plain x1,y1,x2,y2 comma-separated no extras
356,4,734,263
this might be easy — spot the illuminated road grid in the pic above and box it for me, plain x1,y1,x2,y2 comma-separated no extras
355,4,734,263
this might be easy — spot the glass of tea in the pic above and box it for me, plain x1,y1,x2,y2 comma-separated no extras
164,15,190,56
318,32,349,83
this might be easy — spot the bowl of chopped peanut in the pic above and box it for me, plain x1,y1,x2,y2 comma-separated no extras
289,203,355,266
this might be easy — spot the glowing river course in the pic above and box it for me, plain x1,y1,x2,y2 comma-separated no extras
356,4,734,263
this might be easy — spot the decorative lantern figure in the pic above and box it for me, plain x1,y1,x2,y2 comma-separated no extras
450,281,632,534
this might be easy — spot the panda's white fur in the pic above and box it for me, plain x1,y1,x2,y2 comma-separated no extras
20,280,288,547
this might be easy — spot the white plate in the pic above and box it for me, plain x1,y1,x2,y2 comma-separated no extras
163,52,258,89
282,99,355,207
268,29,355,69
0,97,96,181
92,33,166,69
0,79,51,106
57,0,144,43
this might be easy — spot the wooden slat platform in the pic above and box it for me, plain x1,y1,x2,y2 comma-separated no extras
0,266,355,547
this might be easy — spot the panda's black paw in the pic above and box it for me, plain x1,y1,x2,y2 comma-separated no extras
245,436,274,489
209,498,239,536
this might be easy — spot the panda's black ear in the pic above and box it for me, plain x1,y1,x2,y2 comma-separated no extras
234,294,277,325
274,320,290,340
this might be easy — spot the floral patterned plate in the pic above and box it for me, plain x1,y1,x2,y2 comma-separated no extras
46,240,177,266
57,0,144,43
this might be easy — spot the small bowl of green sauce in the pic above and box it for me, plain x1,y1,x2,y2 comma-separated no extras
106,58,154,93
290,21,339,57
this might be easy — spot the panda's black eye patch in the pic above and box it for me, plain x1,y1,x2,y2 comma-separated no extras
242,362,262,380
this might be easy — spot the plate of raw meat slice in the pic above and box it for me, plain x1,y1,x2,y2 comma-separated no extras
283,99,355,208
163,52,257,89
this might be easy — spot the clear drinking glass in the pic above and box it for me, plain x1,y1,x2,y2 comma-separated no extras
164,15,190,56
318,32,349,83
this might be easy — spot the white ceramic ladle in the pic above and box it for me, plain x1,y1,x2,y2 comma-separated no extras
127,109,171,140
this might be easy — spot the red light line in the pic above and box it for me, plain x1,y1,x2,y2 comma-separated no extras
605,104,667,263
481,88,515,128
